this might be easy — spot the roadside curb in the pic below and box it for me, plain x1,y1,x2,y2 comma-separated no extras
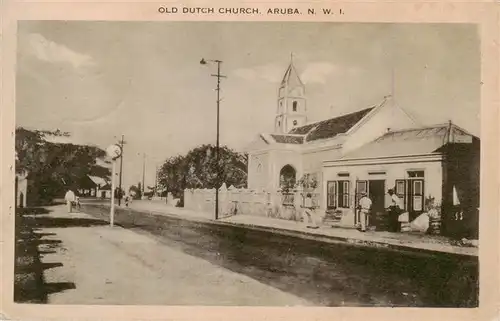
82,204,478,260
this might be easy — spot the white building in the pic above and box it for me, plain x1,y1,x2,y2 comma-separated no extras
245,58,480,234
15,171,28,208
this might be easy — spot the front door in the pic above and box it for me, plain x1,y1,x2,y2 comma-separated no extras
369,180,386,220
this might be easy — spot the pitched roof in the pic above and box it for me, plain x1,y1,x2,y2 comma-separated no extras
343,123,476,159
88,175,108,187
100,183,112,191
288,107,375,142
270,134,304,144
281,60,304,88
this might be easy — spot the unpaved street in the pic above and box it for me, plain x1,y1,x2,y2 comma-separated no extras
36,205,311,305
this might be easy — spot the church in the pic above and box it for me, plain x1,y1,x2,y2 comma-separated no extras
245,57,480,235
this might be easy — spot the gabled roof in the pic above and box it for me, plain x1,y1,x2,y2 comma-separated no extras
88,175,108,187
270,134,304,144
99,183,112,191
288,107,375,142
342,123,477,159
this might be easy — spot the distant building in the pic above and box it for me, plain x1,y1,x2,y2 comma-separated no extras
87,175,112,199
245,57,480,236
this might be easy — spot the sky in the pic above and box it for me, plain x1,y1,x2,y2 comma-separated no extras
16,21,480,190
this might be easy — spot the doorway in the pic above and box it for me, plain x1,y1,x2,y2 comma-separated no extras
369,180,386,216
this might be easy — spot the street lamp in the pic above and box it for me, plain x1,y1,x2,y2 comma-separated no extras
200,58,226,220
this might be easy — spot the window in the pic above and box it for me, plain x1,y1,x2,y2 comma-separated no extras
395,174,425,213
326,181,350,209
293,120,298,126
339,181,350,208
395,179,406,210
408,170,424,178
326,180,350,209
327,181,337,209
369,171,386,175
293,101,297,112
412,180,424,211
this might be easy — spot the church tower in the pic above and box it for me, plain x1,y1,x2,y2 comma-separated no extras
275,55,307,133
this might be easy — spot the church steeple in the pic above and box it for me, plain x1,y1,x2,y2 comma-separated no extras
275,54,307,133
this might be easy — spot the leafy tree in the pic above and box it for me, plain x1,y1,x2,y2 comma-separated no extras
128,185,141,199
158,144,248,202
15,127,110,205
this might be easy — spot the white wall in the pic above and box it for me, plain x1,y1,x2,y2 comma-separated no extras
322,158,443,226
343,104,417,156
248,151,271,189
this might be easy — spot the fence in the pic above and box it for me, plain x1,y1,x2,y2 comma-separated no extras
183,184,320,221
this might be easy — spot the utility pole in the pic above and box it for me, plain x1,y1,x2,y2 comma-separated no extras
154,164,158,197
118,135,125,206
200,58,226,220
142,153,146,195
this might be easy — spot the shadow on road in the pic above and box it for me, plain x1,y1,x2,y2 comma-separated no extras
17,207,53,215
14,209,79,304
33,217,109,229
45,282,76,295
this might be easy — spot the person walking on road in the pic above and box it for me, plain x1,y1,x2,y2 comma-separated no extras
357,192,372,232
65,188,76,213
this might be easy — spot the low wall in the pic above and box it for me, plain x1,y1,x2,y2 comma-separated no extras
183,186,321,221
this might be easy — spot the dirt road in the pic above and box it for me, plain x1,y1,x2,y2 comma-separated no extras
36,205,311,305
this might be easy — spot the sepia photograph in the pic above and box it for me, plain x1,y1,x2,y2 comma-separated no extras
13,20,480,308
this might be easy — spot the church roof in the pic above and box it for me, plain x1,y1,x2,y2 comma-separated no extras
342,123,477,159
270,134,304,144
288,107,375,142
281,59,304,88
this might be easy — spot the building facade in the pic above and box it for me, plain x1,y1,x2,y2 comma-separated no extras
15,171,28,208
245,58,480,236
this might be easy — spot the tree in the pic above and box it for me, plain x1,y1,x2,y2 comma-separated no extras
158,144,248,201
128,185,141,200
15,127,111,205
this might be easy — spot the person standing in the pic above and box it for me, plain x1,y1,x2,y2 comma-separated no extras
303,193,319,229
64,188,76,213
357,192,372,232
388,189,403,232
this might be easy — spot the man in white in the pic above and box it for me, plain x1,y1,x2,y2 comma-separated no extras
388,189,403,209
64,189,76,213
358,192,372,232
303,193,319,229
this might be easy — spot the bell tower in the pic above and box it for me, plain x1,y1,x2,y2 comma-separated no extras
275,54,307,133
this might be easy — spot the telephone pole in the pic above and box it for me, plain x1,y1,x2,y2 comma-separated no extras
154,164,158,197
142,153,146,195
200,58,226,220
118,135,125,206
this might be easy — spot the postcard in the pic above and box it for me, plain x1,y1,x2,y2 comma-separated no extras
1,1,498,320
